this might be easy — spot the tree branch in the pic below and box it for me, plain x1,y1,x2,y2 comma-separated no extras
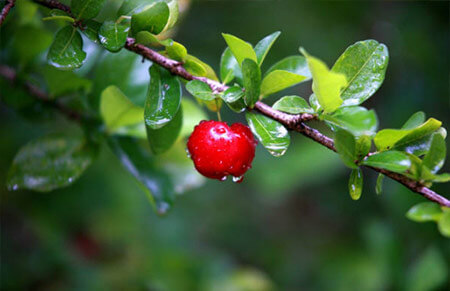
25,0,450,207
0,0,15,26
0,64,82,121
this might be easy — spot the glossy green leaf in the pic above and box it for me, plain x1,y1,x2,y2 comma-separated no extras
98,21,129,52
184,54,219,80
185,80,215,101
246,112,290,157
402,111,426,130
131,1,169,35
422,134,446,173
42,10,74,23
164,0,179,31
118,0,154,16
309,93,321,112
374,118,442,151
47,26,86,70
420,165,450,183
220,47,242,85
348,168,363,200
261,70,308,97
43,66,92,97
135,31,173,46
301,48,347,114
145,64,181,129
406,202,443,222
362,151,411,173
324,106,378,137
254,31,280,65
332,40,388,106
82,20,102,43
222,33,257,66
272,95,314,114
146,106,182,154
221,86,246,113
71,0,106,20
108,137,174,215
7,134,96,192
375,173,384,195
166,41,187,62
242,58,261,107
334,128,357,169
100,85,144,132
266,55,311,78
438,211,450,237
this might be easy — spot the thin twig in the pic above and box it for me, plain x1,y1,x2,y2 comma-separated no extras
23,0,450,207
0,0,15,27
0,64,82,121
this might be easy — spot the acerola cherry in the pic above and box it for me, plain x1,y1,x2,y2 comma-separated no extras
187,120,257,182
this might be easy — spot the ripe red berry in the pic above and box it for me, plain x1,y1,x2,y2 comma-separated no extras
187,120,257,182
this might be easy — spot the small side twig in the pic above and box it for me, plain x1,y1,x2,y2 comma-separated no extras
0,0,16,27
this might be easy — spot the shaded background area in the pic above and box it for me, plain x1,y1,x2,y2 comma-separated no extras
1,0,449,290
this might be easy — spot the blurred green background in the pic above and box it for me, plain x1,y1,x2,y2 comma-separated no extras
1,0,449,290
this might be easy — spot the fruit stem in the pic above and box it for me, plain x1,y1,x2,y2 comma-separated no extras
215,99,222,121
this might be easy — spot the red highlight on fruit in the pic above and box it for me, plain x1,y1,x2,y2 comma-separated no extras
187,120,257,182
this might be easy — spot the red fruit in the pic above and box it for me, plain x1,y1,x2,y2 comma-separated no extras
187,120,257,182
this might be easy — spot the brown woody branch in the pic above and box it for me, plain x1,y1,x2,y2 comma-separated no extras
21,0,450,207
0,0,15,26
0,64,82,121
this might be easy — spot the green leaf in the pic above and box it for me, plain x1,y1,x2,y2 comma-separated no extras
184,54,219,80
131,1,169,35
246,112,290,157
438,211,450,237
266,55,311,78
261,70,308,97
334,128,357,169
375,173,384,195
71,0,106,20
422,134,446,173
362,151,411,173
146,106,182,154
108,137,174,215
166,41,187,62
331,40,388,106
300,48,347,114
402,111,426,130
272,95,314,114
7,134,96,192
185,80,214,101
374,118,442,151
82,20,102,43
222,33,257,66
43,66,92,97
145,64,182,129
242,58,261,107
43,10,74,23
348,168,363,200
118,0,154,16
98,21,129,52
47,26,86,70
309,93,321,112
12,25,52,63
355,135,372,159
164,0,179,31
406,202,443,222
254,31,280,65
221,86,246,113
324,106,378,137
135,31,173,47
220,47,242,85
100,85,144,132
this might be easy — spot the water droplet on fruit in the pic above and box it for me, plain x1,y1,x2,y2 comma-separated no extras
219,160,223,165
232,176,244,183
216,127,226,134
220,176,227,181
